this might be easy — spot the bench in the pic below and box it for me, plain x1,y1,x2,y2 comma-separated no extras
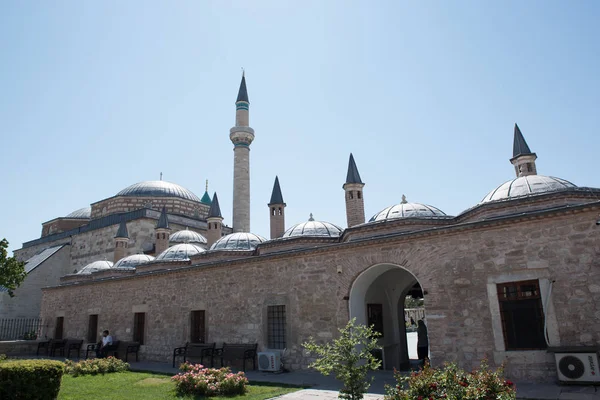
215,343,257,372
49,339,67,357
172,342,216,368
125,342,141,362
65,339,84,359
85,340,120,359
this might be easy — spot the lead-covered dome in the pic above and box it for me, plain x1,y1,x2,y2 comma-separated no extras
116,181,201,202
370,196,447,222
169,228,208,245
210,232,267,251
113,254,155,269
77,260,113,274
65,207,91,219
155,243,205,261
283,215,343,238
480,175,576,203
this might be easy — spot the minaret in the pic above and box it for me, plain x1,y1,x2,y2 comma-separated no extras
230,72,254,233
155,206,171,255
510,123,538,177
114,221,129,263
206,192,224,247
268,176,286,239
343,153,365,227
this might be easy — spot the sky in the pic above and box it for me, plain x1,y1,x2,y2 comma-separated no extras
1,1,599,254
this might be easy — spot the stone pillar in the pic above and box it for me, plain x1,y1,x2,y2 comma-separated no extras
155,228,170,255
114,238,128,263
206,217,223,247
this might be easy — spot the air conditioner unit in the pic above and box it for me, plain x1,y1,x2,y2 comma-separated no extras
258,352,281,372
555,352,600,383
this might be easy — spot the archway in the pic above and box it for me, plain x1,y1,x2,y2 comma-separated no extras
349,263,426,371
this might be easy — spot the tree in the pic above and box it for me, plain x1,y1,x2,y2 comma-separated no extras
0,239,27,297
303,318,382,400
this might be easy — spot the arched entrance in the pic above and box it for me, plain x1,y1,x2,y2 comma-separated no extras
349,263,426,371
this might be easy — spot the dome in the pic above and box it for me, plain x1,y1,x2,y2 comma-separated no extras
370,196,447,222
77,260,113,274
155,243,205,261
210,232,267,251
480,175,577,203
116,181,201,202
113,254,155,269
65,207,91,219
169,228,208,245
283,215,343,238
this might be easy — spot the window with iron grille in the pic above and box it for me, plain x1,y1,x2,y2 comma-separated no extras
497,280,546,350
190,310,206,343
133,312,146,345
88,315,98,343
267,305,286,349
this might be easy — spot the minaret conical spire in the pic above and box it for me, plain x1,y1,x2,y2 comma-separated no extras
269,176,285,205
115,221,129,239
156,206,170,229
208,192,223,219
268,176,286,239
236,72,249,103
346,153,363,184
510,123,538,177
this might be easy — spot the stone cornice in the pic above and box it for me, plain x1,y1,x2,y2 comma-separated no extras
43,200,600,291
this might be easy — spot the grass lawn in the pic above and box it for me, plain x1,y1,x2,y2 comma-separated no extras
58,371,302,400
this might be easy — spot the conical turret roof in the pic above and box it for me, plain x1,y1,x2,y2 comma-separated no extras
115,221,129,239
269,176,285,205
236,74,249,103
208,192,223,219
345,153,363,184
512,123,534,158
156,206,170,229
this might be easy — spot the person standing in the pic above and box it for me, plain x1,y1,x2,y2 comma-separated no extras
417,320,429,361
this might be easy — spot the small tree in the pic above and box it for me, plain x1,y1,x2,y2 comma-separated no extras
0,239,26,297
303,318,382,400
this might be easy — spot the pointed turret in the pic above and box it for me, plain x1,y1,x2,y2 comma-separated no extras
268,176,286,239
154,206,171,255
343,153,365,227
207,192,224,247
114,221,129,263
510,123,538,177
200,180,212,205
345,153,363,184
230,72,254,233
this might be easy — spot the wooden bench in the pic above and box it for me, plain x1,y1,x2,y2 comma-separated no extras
65,339,84,359
85,340,120,359
124,342,141,362
172,343,216,368
215,343,257,372
49,339,67,357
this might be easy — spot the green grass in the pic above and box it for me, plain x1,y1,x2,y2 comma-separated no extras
58,371,301,400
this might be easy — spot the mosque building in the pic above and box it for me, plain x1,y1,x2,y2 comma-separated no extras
3,75,600,382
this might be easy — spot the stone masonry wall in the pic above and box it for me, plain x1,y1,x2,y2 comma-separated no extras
90,197,209,220
40,208,600,382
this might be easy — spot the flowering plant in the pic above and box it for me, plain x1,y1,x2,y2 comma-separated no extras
384,360,516,400
64,356,129,377
171,363,248,397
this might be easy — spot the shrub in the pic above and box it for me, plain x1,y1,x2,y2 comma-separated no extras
172,363,248,397
64,356,129,377
303,318,382,400
0,359,64,400
384,360,516,400
0,354,7,363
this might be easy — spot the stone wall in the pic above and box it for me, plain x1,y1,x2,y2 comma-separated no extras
90,197,209,220
39,207,600,382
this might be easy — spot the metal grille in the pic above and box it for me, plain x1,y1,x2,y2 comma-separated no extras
497,280,546,350
0,318,45,341
267,305,286,349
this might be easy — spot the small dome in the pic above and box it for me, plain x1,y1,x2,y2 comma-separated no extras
65,207,91,219
283,215,343,238
155,243,205,261
170,228,208,245
116,181,201,202
210,232,267,251
113,254,155,269
77,260,113,274
481,175,577,203
370,196,447,222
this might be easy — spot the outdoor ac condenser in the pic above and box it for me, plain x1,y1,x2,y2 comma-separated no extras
257,352,281,372
554,352,600,383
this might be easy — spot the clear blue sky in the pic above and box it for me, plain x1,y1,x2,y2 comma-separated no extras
1,1,599,254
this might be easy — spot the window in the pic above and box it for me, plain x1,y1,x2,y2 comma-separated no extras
357,191,362,199
367,304,384,337
497,280,546,350
527,163,533,172
190,310,206,343
88,315,98,343
133,312,146,345
55,317,64,340
267,305,286,349
348,191,354,199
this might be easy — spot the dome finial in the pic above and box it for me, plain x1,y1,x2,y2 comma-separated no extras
309,213,314,221
401,194,407,204
160,172,163,181
205,179,209,192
